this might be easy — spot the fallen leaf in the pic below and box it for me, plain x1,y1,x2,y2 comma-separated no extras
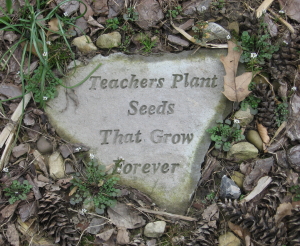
23,113,35,126
87,16,104,28
228,221,251,246
0,83,22,99
86,218,106,234
55,0,79,16
279,0,300,23
287,93,300,141
274,202,293,224
80,0,94,19
202,203,219,221
242,176,272,202
257,122,270,144
47,18,62,36
117,227,130,245
220,41,253,102
18,202,37,222
107,202,146,229
33,150,49,177
12,143,29,158
0,201,21,218
7,223,19,246
3,31,18,44
96,228,115,242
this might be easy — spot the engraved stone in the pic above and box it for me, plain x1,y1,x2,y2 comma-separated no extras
46,50,231,213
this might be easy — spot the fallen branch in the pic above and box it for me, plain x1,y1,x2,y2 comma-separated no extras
170,21,228,49
268,9,295,34
256,0,274,18
136,207,197,221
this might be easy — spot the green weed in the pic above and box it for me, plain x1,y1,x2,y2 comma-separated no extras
141,35,157,53
166,5,182,18
70,159,121,214
123,7,138,22
207,119,245,152
212,0,225,9
4,180,32,204
106,17,120,30
275,102,289,126
240,94,261,114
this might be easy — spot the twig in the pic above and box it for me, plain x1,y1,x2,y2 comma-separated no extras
268,9,295,33
136,207,197,221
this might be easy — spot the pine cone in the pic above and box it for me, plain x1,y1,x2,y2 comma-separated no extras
288,206,300,246
269,28,300,83
38,192,79,246
191,221,218,246
253,83,277,127
219,199,287,245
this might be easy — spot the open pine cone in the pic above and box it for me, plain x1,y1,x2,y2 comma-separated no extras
38,192,79,246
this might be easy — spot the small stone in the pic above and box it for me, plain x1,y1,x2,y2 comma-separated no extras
144,221,166,238
220,175,241,199
287,145,300,172
49,151,65,179
167,35,189,47
227,142,258,162
37,136,53,154
173,19,195,34
183,0,212,16
67,60,83,70
202,23,230,43
234,107,254,127
72,36,97,54
219,232,241,246
96,32,121,49
12,143,29,158
231,171,244,189
246,130,263,151
228,21,239,34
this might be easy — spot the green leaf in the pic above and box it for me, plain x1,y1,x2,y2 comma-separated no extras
5,0,13,14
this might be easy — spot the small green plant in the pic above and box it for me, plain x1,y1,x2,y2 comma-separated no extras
275,102,289,126
119,36,131,52
4,180,32,204
166,5,182,18
237,20,279,70
207,119,245,151
206,191,216,201
141,35,157,53
240,94,261,114
106,17,120,30
123,7,139,22
70,159,120,214
212,0,225,9
289,181,300,201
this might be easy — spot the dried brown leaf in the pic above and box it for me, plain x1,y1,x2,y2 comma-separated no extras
69,186,78,196
7,223,19,246
107,202,146,229
274,202,293,224
202,203,219,221
220,41,253,102
279,0,300,23
0,201,21,218
117,227,130,245
80,0,94,19
19,202,37,222
242,176,272,202
96,228,115,242
47,18,62,36
257,122,270,144
228,221,251,246
87,16,104,28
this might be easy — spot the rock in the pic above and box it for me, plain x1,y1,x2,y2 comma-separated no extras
231,171,244,189
243,157,274,192
228,21,239,34
202,23,230,43
46,50,232,214
234,107,254,127
0,84,22,99
92,0,108,15
275,150,289,168
49,152,65,179
96,32,121,48
173,19,195,34
227,142,258,162
72,36,97,54
246,130,263,151
219,232,241,246
167,35,189,47
220,175,241,199
183,0,212,16
108,0,125,18
67,60,84,70
56,0,79,16
136,0,164,30
144,221,166,238
12,143,29,158
37,136,53,154
288,145,300,172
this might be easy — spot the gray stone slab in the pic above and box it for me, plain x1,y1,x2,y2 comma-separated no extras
46,50,231,213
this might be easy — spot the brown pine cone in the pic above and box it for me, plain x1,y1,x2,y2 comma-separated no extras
38,192,79,246
288,206,300,246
